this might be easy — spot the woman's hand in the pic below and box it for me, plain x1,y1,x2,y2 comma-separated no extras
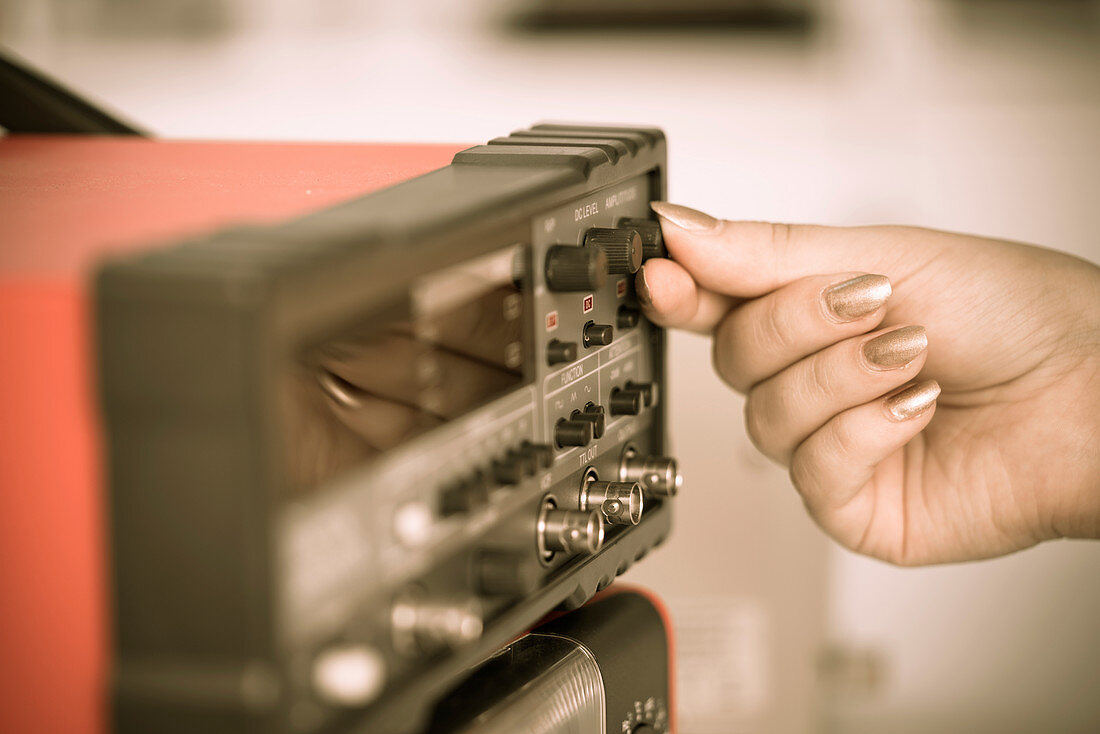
639,202,1100,565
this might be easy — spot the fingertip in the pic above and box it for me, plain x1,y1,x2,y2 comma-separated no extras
637,258,698,319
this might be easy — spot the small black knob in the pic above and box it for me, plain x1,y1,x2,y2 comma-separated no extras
583,321,613,348
625,380,656,406
554,419,594,448
572,404,605,439
609,387,643,416
439,471,490,516
583,227,643,275
617,305,640,329
546,339,578,366
492,451,534,485
545,245,608,292
619,217,667,260
518,441,554,470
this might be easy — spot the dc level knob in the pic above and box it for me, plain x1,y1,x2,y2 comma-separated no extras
584,227,643,274
545,245,608,292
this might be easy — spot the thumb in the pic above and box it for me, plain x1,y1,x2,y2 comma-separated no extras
650,202,924,298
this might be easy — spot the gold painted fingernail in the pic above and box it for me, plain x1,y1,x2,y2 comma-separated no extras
862,325,927,369
636,266,652,307
650,201,721,233
824,274,892,321
884,380,941,421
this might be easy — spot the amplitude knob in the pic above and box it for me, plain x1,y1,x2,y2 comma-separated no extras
545,245,608,292
583,227,643,274
619,217,668,260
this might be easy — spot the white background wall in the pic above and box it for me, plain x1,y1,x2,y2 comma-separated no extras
5,0,1099,731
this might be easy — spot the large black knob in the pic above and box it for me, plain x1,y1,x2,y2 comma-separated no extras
584,227,643,274
619,217,667,260
545,245,608,292
554,418,594,448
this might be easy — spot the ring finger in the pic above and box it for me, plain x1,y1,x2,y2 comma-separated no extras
745,324,929,463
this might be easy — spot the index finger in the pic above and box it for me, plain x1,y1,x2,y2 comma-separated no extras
649,202,930,299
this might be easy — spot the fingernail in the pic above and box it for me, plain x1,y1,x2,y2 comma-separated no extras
884,379,941,421
823,274,892,321
636,266,652,307
862,325,927,369
650,201,721,233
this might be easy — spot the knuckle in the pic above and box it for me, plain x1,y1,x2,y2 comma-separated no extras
827,418,862,459
763,296,796,353
806,353,839,399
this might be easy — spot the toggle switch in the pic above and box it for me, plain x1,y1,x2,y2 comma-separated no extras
571,403,605,439
583,227,643,275
555,418,594,448
545,245,608,292
547,339,578,366
583,321,613,348
581,479,644,526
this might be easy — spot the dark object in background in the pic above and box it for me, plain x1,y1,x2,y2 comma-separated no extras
0,49,146,135
514,0,814,30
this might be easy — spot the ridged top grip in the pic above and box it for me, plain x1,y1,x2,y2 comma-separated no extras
583,227,643,275
544,245,609,292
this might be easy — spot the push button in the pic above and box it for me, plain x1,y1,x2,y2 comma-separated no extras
555,418,594,448
609,387,643,416
571,403,606,439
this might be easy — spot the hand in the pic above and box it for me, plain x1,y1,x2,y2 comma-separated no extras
639,202,1100,565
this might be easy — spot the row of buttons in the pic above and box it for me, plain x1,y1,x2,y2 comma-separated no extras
438,441,553,517
553,382,656,448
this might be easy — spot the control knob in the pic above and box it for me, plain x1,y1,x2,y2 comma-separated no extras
609,387,643,416
555,418,594,448
545,245,608,292
619,217,668,260
583,321,614,348
583,227,643,274
571,404,606,439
